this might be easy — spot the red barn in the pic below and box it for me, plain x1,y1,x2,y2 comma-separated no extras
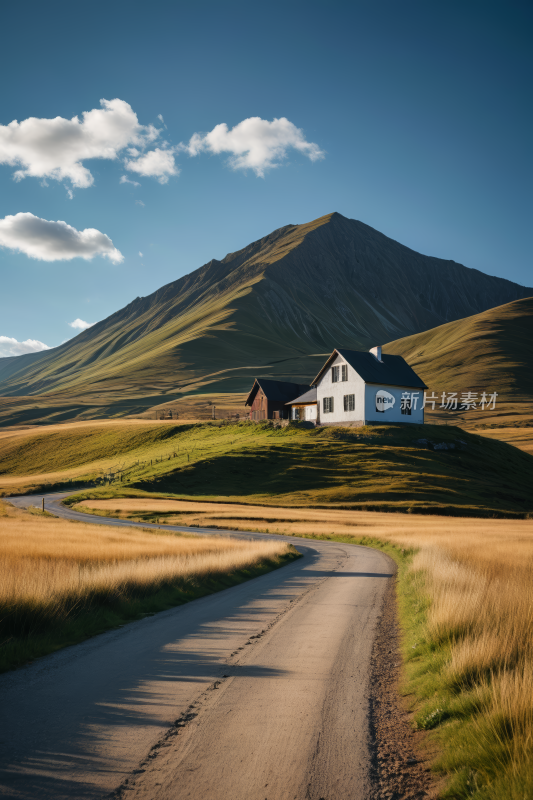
245,379,311,421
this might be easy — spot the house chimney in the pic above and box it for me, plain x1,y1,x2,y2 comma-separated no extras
370,345,382,361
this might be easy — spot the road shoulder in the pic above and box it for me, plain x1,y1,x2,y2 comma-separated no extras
369,565,440,799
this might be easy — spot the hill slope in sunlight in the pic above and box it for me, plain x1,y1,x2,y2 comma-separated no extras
384,296,533,431
384,296,533,399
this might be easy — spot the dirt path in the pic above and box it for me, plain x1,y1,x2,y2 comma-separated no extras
1,493,393,800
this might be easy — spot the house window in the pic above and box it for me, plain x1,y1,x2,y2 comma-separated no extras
331,366,339,383
323,397,334,414
341,364,348,381
343,394,355,412
293,407,300,420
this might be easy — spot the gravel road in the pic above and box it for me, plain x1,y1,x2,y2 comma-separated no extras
1,492,393,800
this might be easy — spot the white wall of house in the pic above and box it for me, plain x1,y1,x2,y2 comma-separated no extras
364,383,424,424
316,352,424,425
316,353,366,424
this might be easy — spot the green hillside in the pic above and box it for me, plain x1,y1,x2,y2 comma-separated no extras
383,296,533,427
0,213,530,425
2,420,533,517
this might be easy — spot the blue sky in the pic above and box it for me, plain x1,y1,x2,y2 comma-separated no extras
0,0,531,355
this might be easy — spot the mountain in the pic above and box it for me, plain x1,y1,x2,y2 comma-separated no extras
0,212,531,423
383,296,533,399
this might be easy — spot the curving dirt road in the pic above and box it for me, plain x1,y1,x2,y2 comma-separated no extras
1,492,393,800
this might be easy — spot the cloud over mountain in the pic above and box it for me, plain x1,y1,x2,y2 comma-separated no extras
0,336,50,357
0,103,324,187
0,213,123,263
68,318,95,330
0,99,161,187
182,116,325,176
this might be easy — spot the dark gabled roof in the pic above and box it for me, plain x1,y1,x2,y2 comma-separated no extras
245,379,311,406
312,349,427,389
285,387,318,405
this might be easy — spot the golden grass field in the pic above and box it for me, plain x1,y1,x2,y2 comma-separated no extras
0,499,289,608
77,496,533,797
0,498,292,672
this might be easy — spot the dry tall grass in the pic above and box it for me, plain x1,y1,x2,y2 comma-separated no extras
80,497,533,793
0,500,291,662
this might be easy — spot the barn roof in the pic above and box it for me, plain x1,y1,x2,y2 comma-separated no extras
245,378,311,406
312,349,427,389
285,387,317,405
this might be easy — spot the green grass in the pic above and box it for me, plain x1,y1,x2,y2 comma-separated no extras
39,420,533,517
0,548,300,674
0,422,192,477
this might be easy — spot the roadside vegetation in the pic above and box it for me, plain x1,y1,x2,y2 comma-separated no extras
73,496,533,799
0,499,297,673
2,419,533,516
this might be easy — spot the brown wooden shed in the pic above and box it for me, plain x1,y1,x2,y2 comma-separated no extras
245,379,311,421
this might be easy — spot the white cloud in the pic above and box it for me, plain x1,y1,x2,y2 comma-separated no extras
125,147,178,183
66,187,74,200
0,98,160,188
68,318,95,330
181,116,325,177
136,199,145,207
120,175,140,187
0,212,123,263
0,336,50,357
139,251,143,257
158,114,166,126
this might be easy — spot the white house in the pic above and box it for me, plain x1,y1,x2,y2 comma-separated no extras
299,346,427,426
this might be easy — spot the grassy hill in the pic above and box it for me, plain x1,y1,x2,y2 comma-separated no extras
2,420,533,517
1,212,530,425
384,296,533,399
384,296,533,430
